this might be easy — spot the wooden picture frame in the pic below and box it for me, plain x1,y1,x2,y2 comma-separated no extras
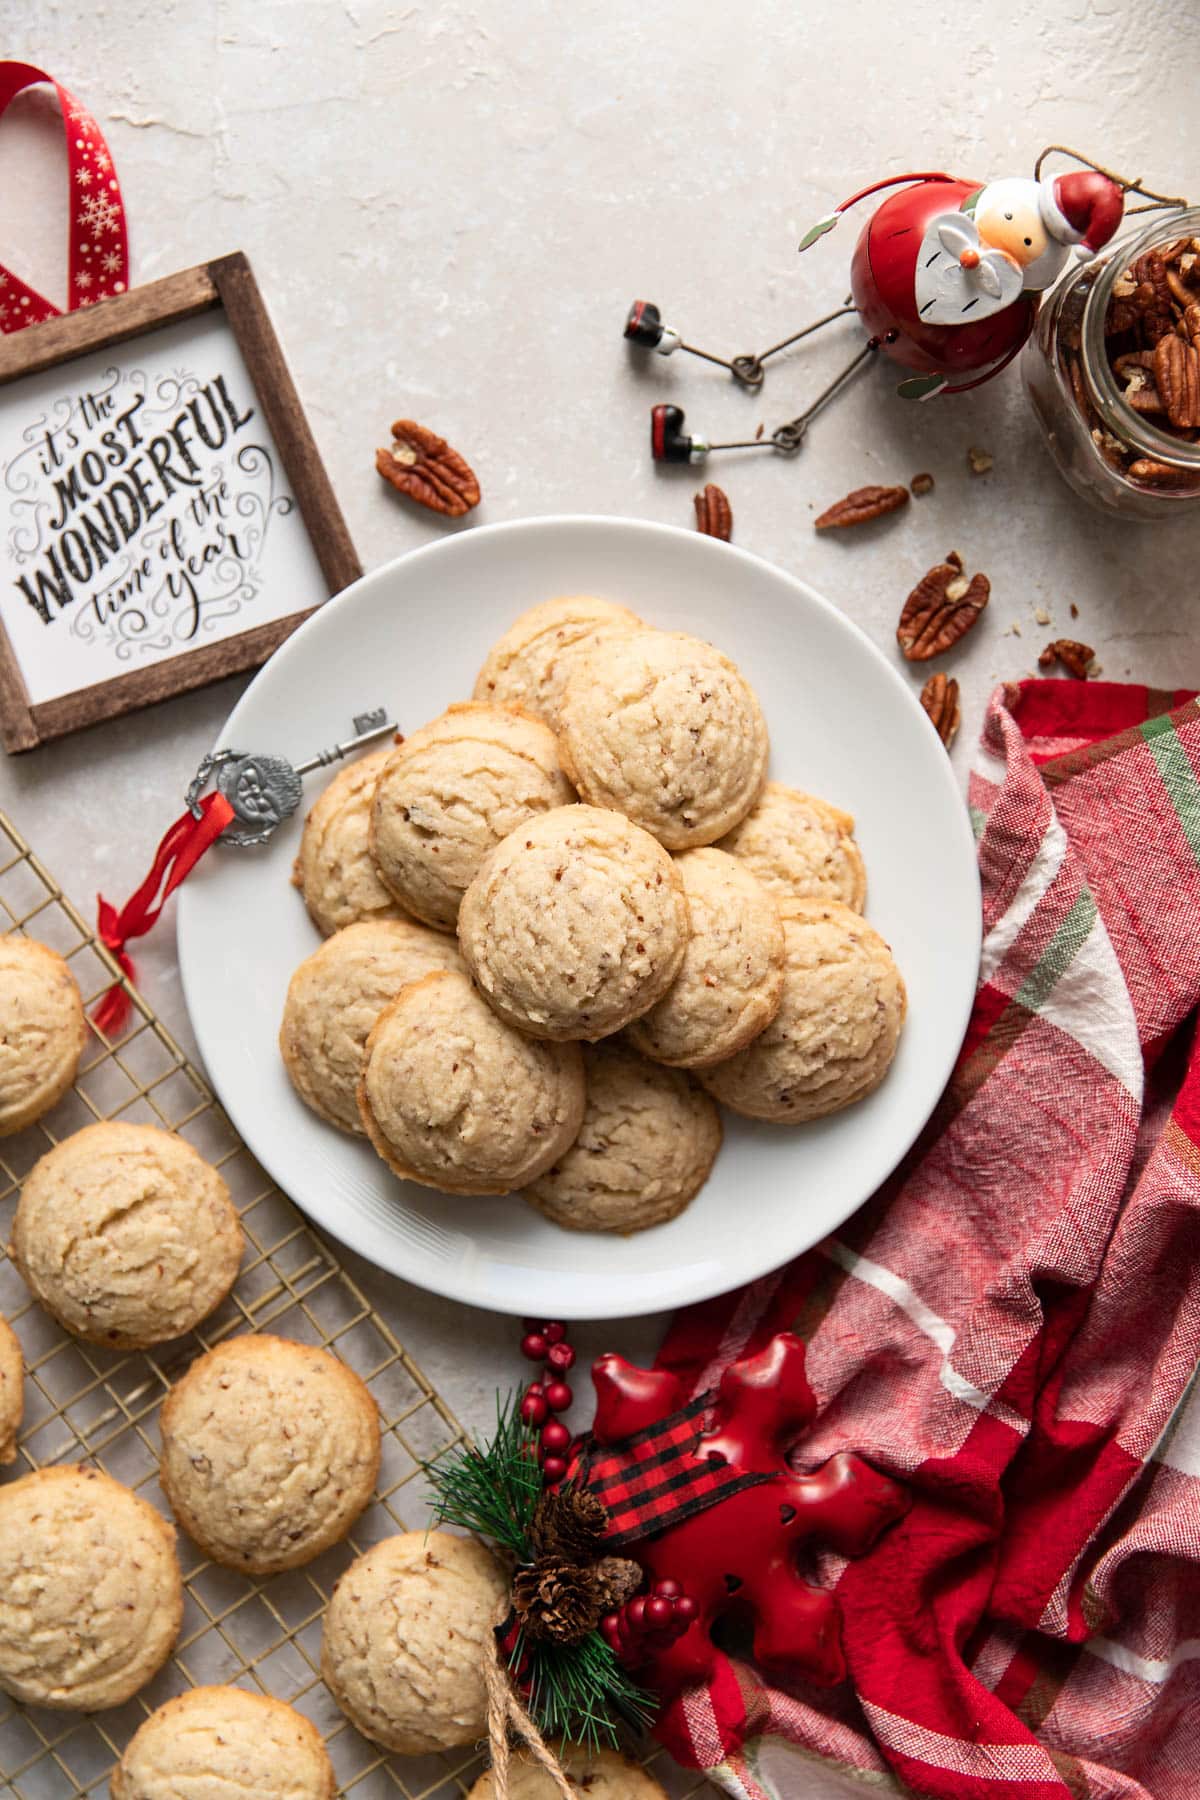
0,252,361,751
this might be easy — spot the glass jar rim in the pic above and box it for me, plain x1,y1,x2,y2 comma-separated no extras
1081,204,1200,469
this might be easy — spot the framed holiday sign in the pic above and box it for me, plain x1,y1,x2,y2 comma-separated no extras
0,252,360,752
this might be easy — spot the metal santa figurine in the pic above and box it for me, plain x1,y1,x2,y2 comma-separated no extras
811,163,1125,397
625,152,1146,463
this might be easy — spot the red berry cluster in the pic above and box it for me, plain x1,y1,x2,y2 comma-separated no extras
600,1578,696,1666
519,1319,576,1485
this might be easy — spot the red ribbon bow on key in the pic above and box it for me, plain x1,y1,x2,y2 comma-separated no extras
93,794,234,1038
0,61,129,331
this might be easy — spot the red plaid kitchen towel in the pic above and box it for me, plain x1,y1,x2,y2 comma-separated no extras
652,678,1200,1800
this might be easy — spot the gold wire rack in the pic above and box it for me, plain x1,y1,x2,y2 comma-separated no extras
0,812,713,1800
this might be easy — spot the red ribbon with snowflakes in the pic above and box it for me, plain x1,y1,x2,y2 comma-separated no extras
0,61,129,331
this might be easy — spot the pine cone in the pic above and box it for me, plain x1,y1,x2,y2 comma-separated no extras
593,1555,643,1612
512,1555,604,1644
529,1487,608,1561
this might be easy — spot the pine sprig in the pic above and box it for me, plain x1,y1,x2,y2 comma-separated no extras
425,1389,657,1751
514,1626,655,1752
425,1390,542,1557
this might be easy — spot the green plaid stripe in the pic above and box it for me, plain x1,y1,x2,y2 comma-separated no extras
1141,714,1200,868
1014,890,1098,1015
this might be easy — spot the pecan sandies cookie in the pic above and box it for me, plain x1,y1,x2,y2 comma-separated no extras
700,899,905,1123
557,629,768,849
458,804,689,1041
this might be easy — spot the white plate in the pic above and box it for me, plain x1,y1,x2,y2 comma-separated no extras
178,516,979,1320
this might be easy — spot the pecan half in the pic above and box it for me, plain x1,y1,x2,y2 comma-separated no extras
814,483,908,530
694,483,733,540
1154,334,1200,429
376,420,480,516
896,553,990,661
1131,250,1175,342
919,672,961,749
1038,638,1095,679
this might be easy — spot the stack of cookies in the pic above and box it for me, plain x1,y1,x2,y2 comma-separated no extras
281,596,907,1232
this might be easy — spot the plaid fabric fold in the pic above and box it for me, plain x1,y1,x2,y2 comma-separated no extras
578,1395,772,1547
652,680,1200,1800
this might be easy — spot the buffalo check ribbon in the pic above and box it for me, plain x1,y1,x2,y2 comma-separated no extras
575,1394,771,1549
0,62,129,332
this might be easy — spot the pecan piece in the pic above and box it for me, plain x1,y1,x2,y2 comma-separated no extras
1106,297,1141,337
1128,457,1197,489
1154,334,1200,429
966,445,994,475
1038,638,1095,679
376,420,481,517
896,553,990,661
909,471,935,497
694,483,733,540
1123,372,1166,414
814,483,908,530
919,671,961,749
1167,266,1197,309
1112,350,1157,377
1066,351,1092,419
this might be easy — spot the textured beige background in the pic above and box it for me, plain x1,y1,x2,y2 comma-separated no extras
0,2,1197,1442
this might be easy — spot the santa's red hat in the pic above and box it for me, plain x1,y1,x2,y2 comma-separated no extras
1040,170,1125,252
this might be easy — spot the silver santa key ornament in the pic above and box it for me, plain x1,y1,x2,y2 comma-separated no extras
186,708,396,848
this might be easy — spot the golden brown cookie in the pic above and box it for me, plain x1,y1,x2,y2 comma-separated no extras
280,918,466,1134
291,749,407,936
627,847,785,1068
0,1464,182,1710
358,969,585,1194
321,1529,507,1754
557,629,769,849
9,1122,243,1349
467,1743,669,1800
473,594,644,728
159,1334,381,1575
111,1685,336,1800
699,899,906,1122
0,936,87,1136
0,1314,22,1464
370,703,574,930
525,1042,722,1233
457,804,690,1041
718,781,867,911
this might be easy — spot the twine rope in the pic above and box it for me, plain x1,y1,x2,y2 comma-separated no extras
1032,143,1188,216
484,1631,575,1800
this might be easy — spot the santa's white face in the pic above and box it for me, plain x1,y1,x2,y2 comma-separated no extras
974,178,1050,270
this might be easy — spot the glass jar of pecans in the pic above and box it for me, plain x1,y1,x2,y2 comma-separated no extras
1021,207,1200,519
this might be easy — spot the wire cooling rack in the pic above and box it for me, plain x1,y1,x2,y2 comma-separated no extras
0,812,713,1800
